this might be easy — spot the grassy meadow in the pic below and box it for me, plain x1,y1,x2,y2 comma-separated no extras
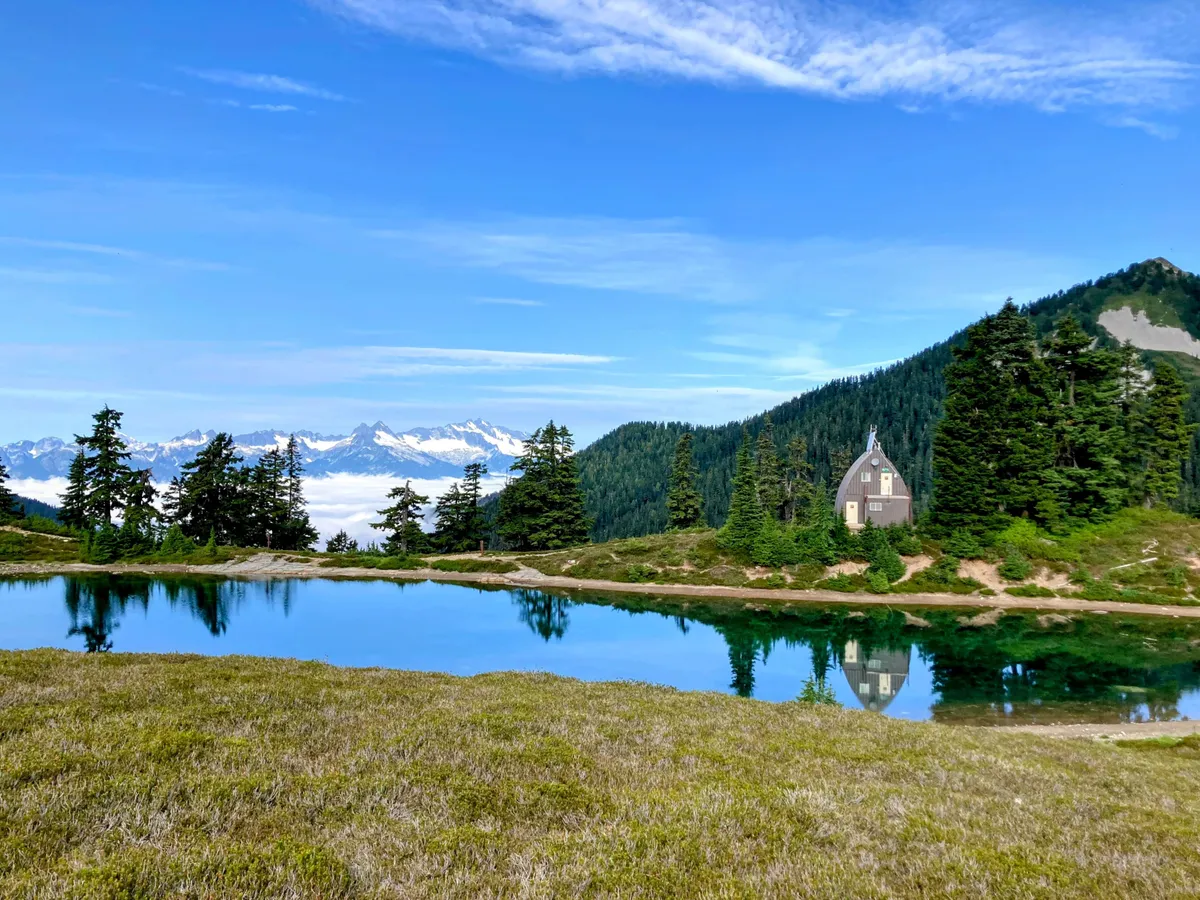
2,650,1200,898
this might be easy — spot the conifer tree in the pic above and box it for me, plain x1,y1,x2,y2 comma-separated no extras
75,405,134,526
784,436,815,524
325,530,358,553
372,480,430,555
433,482,468,552
121,468,158,548
174,433,242,544
666,432,704,529
496,422,591,550
930,300,1057,533
0,460,20,521
755,414,784,520
460,462,489,549
1043,314,1126,522
1143,361,1195,508
280,435,319,550
718,430,763,556
829,445,854,489
59,451,91,530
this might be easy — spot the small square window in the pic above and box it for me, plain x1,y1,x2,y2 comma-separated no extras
860,471,871,482
869,502,883,512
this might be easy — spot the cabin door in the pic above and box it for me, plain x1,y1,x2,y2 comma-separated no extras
880,471,893,496
845,501,859,525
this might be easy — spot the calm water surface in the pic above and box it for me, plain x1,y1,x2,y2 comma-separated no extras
4,575,1200,726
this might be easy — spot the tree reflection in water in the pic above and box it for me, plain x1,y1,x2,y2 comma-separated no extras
61,575,249,651
512,589,573,641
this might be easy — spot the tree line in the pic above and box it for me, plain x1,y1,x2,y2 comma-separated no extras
929,303,1192,534
574,260,1200,541
52,406,318,562
345,422,591,557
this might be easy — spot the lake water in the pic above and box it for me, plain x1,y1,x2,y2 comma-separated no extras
4,575,1200,726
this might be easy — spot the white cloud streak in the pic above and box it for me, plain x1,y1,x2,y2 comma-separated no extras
312,0,1197,110
0,236,229,271
475,296,545,307
181,68,348,101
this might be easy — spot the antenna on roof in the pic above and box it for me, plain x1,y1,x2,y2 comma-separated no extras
866,427,877,453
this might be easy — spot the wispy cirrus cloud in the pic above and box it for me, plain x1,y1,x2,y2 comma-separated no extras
181,68,348,101
312,0,1197,111
0,236,230,272
475,296,545,307
374,216,1081,308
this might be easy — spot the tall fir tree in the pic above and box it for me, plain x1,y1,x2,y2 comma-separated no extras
121,469,159,545
460,462,489,549
930,300,1057,534
665,432,704,529
755,413,784,520
0,460,19,521
1143,361,1195,508
75,405,134,525
432,482,470,552
496,422,591,550
1042,314,1127,522
279,435,319,550
58,451,91,530
174,433,242,544
717,429,763,556
783,436,815,524
829,445,854,489
372,480,430,555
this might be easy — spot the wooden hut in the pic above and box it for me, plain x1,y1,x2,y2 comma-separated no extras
834,428,912,530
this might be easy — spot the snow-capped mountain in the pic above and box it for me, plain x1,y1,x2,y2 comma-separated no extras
0,420,528,481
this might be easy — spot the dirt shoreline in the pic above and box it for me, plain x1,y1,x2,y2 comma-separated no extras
5,553,1200,619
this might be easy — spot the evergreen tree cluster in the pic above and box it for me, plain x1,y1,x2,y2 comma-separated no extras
575,259,1200,541
931,303,1194,534
55,406,319,561
666,418,916,575
495,422,591,551
0,460,22,522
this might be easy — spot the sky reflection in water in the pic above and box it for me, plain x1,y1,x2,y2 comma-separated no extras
3,575,1200,727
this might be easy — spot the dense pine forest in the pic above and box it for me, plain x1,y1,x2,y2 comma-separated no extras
577,259,1200,541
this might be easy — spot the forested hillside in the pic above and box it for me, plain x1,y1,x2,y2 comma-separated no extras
14,496,60,521
577,259,1200,542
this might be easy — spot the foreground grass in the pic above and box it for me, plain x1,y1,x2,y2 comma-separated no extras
3,652,1200,898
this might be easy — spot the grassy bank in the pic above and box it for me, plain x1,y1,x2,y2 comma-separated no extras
3,651,1200,897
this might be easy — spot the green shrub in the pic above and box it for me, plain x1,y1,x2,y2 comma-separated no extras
1005,584,1057,598
943,529,985,560
625,564,658,583
90,527,120,565
818,573,861,593
159,524,196,556
998,550,1033,582
431,559,519,574
1165,565,1188,588
884,523,923,556
1077,578,1121,601
866,570,891,594
867,544,906,583
797,677,840,706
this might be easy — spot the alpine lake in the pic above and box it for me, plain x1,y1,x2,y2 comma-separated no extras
4,574,1200,727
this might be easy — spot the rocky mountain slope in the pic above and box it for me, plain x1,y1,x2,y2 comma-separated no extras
1,420,528,482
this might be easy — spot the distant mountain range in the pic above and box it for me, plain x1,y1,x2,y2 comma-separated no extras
1,420,528,482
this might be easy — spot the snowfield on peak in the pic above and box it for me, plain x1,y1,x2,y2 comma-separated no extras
0,419,529,482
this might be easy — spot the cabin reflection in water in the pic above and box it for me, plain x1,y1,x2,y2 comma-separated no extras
842,641,911,712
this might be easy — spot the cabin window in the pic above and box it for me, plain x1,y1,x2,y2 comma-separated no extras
869,502,883,512
860,471,871,482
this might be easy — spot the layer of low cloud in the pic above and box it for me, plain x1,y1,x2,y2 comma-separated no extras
313,0,1196,111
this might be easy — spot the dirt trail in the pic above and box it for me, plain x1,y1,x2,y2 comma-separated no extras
999,720,1200,740
6,553,1200,620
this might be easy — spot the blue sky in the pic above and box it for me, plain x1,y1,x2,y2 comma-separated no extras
3,0,1200,445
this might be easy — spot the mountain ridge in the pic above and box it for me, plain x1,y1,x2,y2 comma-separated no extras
575,258,1200,541
1,419,529,482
